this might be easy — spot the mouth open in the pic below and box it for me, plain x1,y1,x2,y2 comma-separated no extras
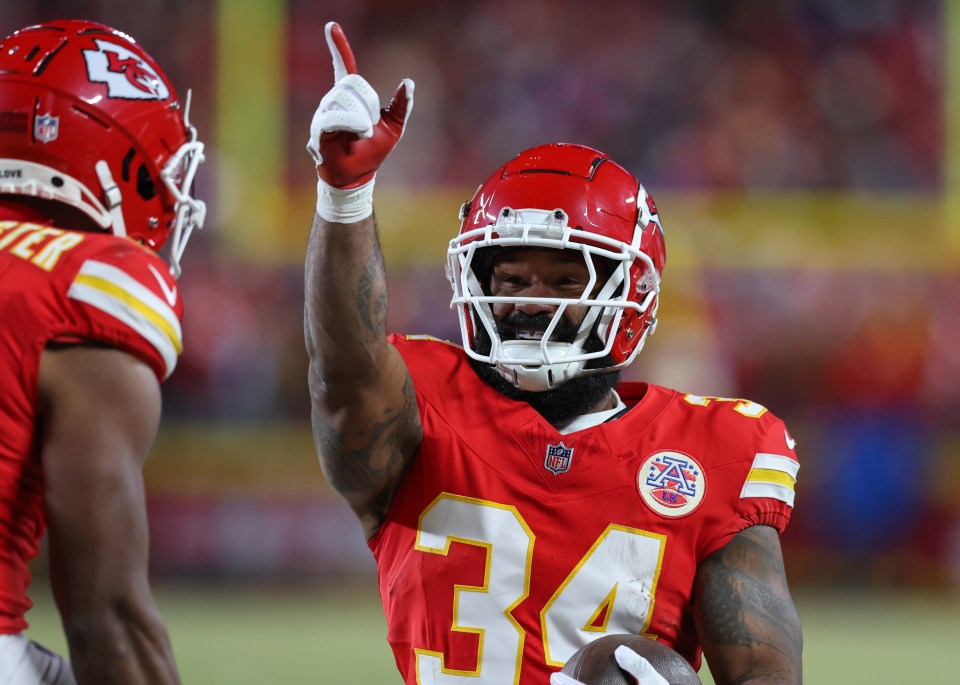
499,312,579,344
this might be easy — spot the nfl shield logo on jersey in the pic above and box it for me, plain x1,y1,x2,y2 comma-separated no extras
544,442,574,475
34,114,59,143
637,451,706,517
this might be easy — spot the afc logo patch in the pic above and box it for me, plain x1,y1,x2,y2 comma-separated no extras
637,451,706,517
82,39,169,100
544,442,574,475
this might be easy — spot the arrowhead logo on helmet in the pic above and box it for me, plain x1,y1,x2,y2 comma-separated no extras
82,39,169,100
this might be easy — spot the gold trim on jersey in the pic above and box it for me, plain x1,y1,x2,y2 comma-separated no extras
581,585,618,633
401,334,463,349
67,259,182,379
740,453,800,507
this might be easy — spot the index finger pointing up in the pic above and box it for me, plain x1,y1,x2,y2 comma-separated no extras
325,21,357,82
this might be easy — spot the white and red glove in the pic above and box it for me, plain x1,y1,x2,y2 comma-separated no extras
550,646,671,685
306,21,414,223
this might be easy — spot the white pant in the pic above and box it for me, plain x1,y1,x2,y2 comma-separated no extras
0,634,76,685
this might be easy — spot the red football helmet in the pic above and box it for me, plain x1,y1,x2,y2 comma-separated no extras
0,19,205,277
447,143,666,391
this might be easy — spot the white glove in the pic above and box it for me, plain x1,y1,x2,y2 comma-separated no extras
549,646,670,685
614,645,671,685
306,21,414,223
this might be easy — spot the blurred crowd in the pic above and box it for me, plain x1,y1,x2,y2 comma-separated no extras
1,0,939,192
286,0,941,190
4,0,958,589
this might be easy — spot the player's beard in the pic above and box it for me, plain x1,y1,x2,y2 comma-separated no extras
467,312,621,427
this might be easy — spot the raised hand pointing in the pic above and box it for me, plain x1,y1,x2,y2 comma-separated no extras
307,21,414,200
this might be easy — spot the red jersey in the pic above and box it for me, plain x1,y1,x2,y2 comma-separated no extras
0,215,183,634
372,335,799,685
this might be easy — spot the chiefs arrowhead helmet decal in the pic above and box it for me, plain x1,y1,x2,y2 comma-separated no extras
82,38,170,100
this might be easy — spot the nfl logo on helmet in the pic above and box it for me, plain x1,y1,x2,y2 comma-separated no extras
544,442,574,475
34,114,59,143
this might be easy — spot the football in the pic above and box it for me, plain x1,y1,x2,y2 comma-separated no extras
560,634,702,685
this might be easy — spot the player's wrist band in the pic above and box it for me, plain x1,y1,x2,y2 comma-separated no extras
316,177,375,223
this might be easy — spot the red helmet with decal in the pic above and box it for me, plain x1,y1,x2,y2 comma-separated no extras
0,19,205,276
447,143,666,391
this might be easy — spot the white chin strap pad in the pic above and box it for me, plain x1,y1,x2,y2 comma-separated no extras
494,341,587,392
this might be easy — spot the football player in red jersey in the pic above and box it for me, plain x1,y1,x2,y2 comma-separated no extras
304,22,802,685
0,19,204,685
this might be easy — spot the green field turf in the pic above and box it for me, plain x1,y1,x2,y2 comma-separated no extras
23,581,960,683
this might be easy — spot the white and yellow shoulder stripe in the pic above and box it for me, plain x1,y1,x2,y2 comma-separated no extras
740,453,799,507
67,259,182,379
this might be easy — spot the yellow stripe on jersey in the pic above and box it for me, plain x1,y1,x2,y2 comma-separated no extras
747,467,796,489
74,274,183,354
67,260,182,379
740,453,800,507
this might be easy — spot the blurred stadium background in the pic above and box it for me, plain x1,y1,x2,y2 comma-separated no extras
4,0,960,682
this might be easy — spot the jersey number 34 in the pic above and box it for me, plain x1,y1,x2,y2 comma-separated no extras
414,494,666,684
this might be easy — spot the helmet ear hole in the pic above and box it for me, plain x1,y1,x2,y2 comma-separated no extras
121,147,135,182
136,163,156,200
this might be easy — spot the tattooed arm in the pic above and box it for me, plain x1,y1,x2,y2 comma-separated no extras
694,525,803,685
304,23,419,539
305,213,422,540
